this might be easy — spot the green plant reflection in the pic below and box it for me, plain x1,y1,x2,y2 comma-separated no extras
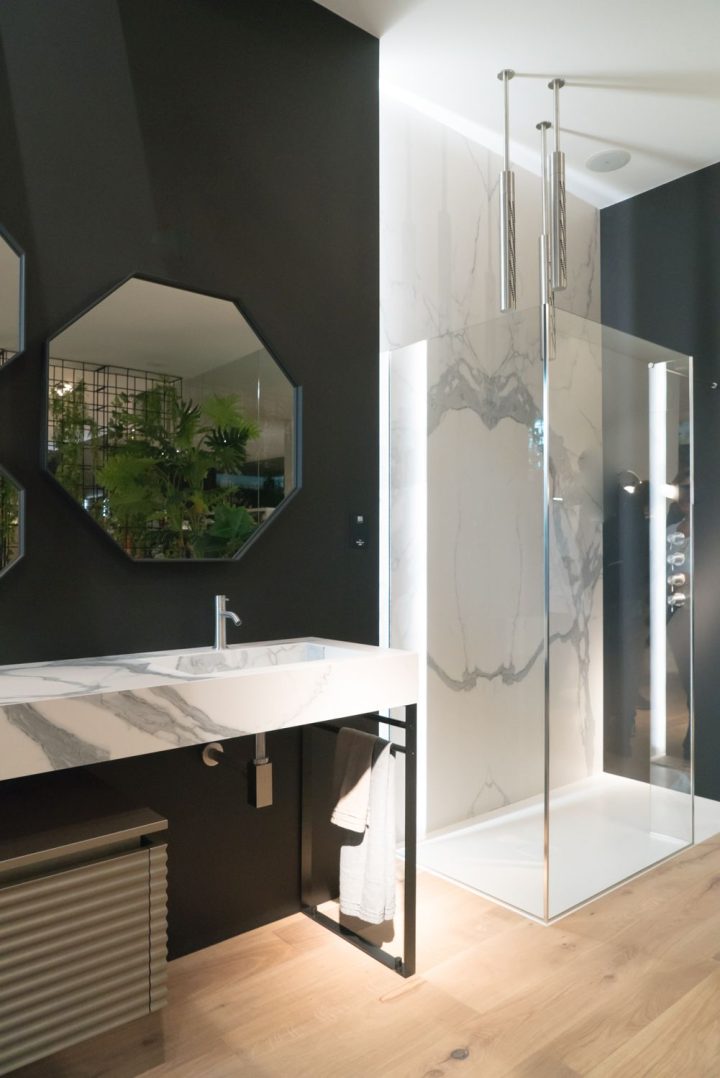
49,379,262,559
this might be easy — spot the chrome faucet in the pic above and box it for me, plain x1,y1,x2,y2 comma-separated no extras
214,594,241,650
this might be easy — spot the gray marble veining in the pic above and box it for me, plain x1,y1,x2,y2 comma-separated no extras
5,705,111,770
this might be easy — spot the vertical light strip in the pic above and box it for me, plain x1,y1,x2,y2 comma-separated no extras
414,343,428,840
688,356,695,842
383,340,428,838
379,349,390,652
649,361,668,759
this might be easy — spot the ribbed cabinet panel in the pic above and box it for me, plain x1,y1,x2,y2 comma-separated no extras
149,844,168,1011
0,842,168,1075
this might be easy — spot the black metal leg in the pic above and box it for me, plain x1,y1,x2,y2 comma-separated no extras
402,703,417,977
300,727,314,908
300,707,418,979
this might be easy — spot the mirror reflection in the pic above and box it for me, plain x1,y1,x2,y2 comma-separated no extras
46,277,297,560
0,466,23,577
602,356,692,787
0,229,24,367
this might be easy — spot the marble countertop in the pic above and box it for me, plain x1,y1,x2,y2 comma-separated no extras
0,638,418,781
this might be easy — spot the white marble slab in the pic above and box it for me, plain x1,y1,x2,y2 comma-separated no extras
0,639,418,781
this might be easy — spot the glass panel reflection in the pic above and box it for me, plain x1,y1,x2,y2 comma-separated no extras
46,277,297,560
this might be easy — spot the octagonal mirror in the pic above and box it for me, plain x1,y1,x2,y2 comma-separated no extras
0,466,24,577
46,277,298,560
0,228,24,368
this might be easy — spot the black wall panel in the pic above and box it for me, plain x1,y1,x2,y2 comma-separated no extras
601,162,720,800
0,0,379,957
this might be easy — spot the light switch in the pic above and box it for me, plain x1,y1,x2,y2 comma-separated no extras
350,513,370,550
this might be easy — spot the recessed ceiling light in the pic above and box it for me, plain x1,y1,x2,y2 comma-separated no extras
586,149,631,173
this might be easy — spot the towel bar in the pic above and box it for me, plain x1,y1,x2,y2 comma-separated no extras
316,723,406,755
300,704,417,979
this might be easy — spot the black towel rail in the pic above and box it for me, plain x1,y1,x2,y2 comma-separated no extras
300,703,417,978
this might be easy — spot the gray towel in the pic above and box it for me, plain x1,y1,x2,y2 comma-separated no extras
331,729,396,925
331,727,377,832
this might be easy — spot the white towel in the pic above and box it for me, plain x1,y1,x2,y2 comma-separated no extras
331,730,396,925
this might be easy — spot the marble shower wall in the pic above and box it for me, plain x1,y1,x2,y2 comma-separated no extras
382,96,603,834
425,314,545,829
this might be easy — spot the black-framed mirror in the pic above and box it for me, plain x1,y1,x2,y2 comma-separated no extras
45,276,299,560
0,465,24,577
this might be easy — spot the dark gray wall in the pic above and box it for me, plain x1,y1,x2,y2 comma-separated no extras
601,161,720,799
0,0,379,956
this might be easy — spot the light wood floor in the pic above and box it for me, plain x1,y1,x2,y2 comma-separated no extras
17,832,720,1078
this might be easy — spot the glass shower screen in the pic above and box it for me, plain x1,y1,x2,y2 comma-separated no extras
395,306,693,922
547,310,693,918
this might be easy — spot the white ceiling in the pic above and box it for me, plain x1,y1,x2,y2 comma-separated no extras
314,0,720,207
50,278,293,414
51,279,262,377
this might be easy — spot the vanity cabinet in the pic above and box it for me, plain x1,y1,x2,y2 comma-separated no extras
0,807,167,1076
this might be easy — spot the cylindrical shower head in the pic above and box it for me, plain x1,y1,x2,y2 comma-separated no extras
498,70,517,312
548,78,567,292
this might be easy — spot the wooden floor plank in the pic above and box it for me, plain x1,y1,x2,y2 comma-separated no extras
12,837,720,1078
585,966,720,1078
239,977,480,1078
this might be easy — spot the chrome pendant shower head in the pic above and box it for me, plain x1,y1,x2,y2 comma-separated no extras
536,121,552,307
548,78,567,293
497,69,516,312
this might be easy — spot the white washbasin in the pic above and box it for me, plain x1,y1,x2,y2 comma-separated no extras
0,639,418,781
150,639,359,677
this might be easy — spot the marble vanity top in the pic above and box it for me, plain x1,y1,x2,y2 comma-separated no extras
0,639,418,781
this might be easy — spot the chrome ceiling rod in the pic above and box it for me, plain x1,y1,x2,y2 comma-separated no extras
548,77,567,292
497,69,516,312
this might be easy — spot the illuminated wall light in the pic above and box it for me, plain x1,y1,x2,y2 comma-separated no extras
379,350,390,651
380,340,428,838
649,362,667,759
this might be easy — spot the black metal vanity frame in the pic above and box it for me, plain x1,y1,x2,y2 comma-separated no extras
300,704,417,978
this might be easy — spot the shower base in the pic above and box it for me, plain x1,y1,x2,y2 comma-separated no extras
417,772,720,922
